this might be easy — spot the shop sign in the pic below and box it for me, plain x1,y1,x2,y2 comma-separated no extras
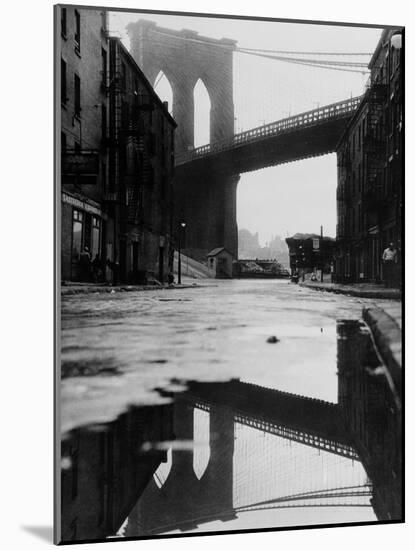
62,193,107,219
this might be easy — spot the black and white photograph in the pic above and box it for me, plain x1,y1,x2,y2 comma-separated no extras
54,3,403,545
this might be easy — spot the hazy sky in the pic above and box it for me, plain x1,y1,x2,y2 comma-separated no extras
109,11,382,244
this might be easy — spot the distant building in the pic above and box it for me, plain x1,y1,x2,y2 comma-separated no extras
238,229,290,267
335,28,403,284
107,37,177,284
285,233,335,277
60,6,111,281
207,247,234,278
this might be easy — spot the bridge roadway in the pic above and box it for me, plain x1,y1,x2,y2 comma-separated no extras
187,380,358,459
175,96,362,175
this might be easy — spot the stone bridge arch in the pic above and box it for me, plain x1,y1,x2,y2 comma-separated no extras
127,20,237,154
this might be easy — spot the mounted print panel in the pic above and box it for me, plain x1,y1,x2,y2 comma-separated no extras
55,4,403,545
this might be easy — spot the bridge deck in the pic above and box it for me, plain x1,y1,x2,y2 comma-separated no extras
176,96,362,174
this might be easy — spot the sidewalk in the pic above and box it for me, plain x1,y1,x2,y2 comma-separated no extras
363,305,402,397
299,280,402,300
60,280,207,296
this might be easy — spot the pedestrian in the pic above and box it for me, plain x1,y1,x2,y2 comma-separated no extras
79,246,92,282
330,262,335,283
168,271,175,285
382,242,398,288
92,254,102,283
291,271,299,284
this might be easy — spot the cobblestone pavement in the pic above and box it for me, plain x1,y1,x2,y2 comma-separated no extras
60,279,400,432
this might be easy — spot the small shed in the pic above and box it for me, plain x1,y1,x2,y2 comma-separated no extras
206,247,234,278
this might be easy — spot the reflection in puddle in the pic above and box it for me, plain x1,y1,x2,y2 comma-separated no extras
61,320,402,543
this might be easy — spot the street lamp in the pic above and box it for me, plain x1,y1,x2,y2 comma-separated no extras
178,221,186,285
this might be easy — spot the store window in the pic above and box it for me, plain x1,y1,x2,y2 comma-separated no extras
91,216,101,259
72,209,84,262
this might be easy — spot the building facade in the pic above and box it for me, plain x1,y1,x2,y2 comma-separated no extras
58,7,177,284
335,29,403,285
107,37,177,284
285,233,335,278
60,6,110,282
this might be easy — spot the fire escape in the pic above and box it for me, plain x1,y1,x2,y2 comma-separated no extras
336,145,352,243
105,41,155,227
362,83,388,227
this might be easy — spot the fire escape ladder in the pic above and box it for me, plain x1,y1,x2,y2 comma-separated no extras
364,84,387,207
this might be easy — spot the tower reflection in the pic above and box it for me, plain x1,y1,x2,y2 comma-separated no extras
61,321,402,542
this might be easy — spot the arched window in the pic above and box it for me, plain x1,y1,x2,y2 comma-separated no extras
154,71,173,115
194,79,211,148
193,407,210,479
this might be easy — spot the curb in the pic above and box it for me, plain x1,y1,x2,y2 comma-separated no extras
363,306,402,393
299,282,401,300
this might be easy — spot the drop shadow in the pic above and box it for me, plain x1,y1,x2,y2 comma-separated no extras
21,525,53,543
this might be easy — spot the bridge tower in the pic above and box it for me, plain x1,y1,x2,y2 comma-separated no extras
127,20,240,261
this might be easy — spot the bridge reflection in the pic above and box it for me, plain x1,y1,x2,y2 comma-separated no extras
60,320,402,542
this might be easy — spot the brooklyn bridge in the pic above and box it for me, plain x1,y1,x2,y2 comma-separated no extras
124,19,371,260
58,10,403,546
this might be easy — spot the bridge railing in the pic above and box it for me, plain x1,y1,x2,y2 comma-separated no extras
176,95,362,165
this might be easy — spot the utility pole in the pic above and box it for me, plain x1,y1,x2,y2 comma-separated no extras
320,225,324,283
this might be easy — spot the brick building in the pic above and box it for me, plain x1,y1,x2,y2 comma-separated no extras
58,7,177,284
107,37,177,284
59,6,110,281
335,28,403,284
285,233,336,278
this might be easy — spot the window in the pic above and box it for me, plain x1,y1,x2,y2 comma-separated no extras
74,10,81,52
101,48,107,85
61,59,67,104
74,74,81,117
91,217,101,259
61,8,67,37
72,210,84,262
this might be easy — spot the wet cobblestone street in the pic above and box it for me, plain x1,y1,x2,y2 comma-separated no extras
60,279,395,432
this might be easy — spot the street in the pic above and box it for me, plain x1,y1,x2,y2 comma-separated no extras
61,279,394,431
60,279,402,537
